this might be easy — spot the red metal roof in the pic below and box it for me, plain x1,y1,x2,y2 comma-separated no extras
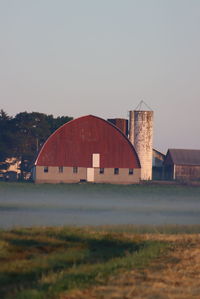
35,115,141,168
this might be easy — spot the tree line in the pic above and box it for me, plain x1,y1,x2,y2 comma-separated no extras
0,109,73,180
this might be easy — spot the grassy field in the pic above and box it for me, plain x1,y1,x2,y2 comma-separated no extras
1,180,200,192
69,232,200,299
0,183,200,298
0,225,200,298
1,181,200,228
0,226,200,299
0,226,169,299
1,180,200,197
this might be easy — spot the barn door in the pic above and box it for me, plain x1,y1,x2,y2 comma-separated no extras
87,168,94,182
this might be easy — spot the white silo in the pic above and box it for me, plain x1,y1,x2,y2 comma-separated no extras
129,102,153,180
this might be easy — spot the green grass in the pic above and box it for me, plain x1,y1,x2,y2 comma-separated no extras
1,182,199,297
1,181,200,198
0,227,168,299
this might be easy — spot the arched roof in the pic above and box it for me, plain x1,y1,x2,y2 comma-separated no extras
35,115,141,168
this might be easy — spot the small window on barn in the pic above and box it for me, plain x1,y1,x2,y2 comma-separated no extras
99,168,104,174
44,166,48,173
129,168,134,175
114,168,119,175
58,166,63,173
73,166,78,173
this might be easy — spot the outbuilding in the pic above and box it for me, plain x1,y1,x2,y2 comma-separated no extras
152,149,165,180
34,115,141,184
163,149,200,181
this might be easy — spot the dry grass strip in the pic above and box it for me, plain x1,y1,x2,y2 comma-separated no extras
62,234,200,299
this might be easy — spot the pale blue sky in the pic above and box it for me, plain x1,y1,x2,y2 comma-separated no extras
0,0,200,153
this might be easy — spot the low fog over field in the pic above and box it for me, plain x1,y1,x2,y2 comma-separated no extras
0,183,200,228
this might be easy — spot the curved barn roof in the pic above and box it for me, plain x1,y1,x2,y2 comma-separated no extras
35,115,141,168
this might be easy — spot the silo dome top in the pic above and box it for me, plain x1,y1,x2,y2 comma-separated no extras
134,100,153,112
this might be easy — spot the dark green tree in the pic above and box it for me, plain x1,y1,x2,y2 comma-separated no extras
46,115,73,134
0,110,73,180
11,112,51,179
0,110,14,171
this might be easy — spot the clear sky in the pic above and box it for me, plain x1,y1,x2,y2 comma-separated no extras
0,0,200,153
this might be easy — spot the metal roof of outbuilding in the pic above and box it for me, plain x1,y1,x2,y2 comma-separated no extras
164,149,200,166
35,115,141,168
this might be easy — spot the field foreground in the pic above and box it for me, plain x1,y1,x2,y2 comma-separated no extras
67,234,200,299
0,227,199,298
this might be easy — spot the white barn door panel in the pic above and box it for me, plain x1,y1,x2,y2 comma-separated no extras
87,168,94,182
92,153,100,168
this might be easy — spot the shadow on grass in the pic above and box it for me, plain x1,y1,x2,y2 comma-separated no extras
86,237,140,263
7,238,51,248
0,229,144,298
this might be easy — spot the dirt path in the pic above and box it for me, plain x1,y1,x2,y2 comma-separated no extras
63,234,200,299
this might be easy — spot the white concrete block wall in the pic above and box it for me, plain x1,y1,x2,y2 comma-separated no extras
35,166,140,184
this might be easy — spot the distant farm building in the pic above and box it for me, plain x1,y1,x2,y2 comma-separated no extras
34,115,141,184
163,149,200,181
153,149,165,167
152,149,165,180
0,158,20,181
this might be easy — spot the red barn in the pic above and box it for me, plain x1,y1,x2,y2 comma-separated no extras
34,115,141,184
